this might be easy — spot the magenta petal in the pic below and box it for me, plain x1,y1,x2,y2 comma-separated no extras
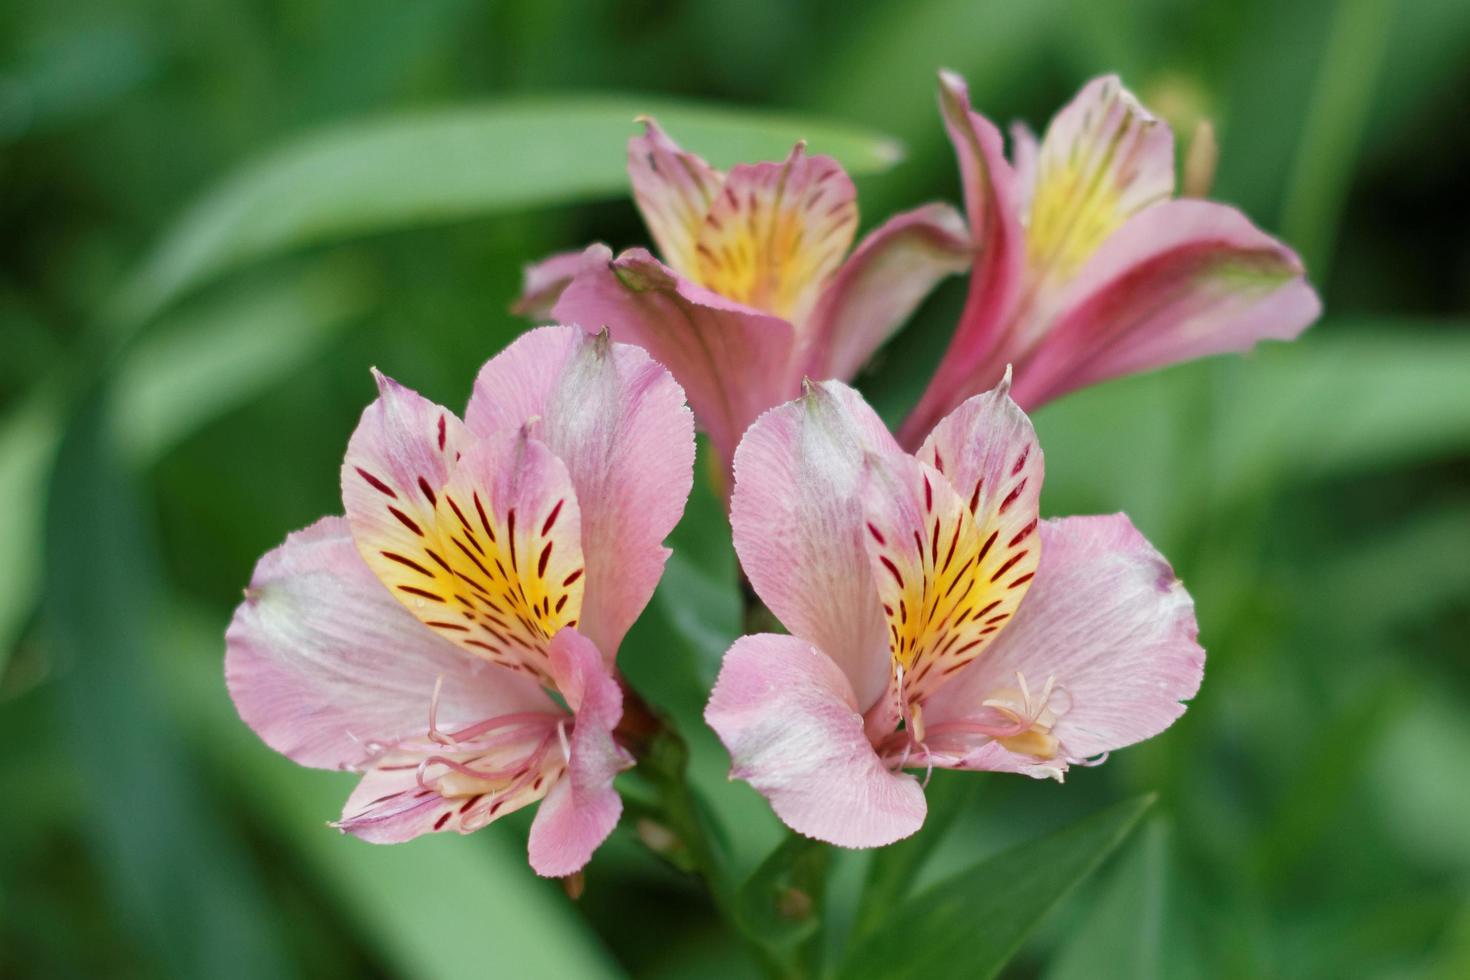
551,245,797,468
465,326,695,658
527,628,633,877
801,202,971,382
731,380,900,709
898,70,1027,449
924,514,1204,766
706,634,926,847
1010,199,1321,407
225,517,551,771
512,250,587,319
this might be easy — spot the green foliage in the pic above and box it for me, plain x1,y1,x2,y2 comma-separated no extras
838,796,1155,980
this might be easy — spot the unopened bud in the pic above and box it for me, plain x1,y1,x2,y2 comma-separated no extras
1183,119,1218,199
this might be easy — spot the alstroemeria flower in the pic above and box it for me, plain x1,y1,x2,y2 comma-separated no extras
897,72,1321,448
226,327,694,876
705,375,1203,846
515,119,971,470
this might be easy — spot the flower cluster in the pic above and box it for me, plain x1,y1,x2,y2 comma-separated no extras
227,71,1317,874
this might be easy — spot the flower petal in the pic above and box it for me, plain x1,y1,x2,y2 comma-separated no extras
335,731,561,844
628,117,725,279
916,371,1044,581
896,71,1027,448
691,143,858,324
800,202,971,382
859,429,1039,724
1024,75,1174,287
527,628,633,877
466,326,695,659
551,245,796,468
511,250,586,320
731,380,900,709
924,514,1204,767
225,517,551,771
705,633,926,848
1010,199,1321,407
343,374,586,683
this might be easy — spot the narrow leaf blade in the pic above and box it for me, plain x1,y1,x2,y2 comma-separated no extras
839,795,1155,980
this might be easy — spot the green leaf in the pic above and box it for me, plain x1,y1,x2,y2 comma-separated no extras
110,258,374,461
735,834,830,951
0,387,62,675
42,388,292,978
108,97,902,329
851,770,979,940
1279,0,1399,278
837,795,1155,980
0,262,373,670
654,439,742,688
1044,817,1172,980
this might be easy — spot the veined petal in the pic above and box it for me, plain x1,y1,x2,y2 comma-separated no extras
511,250,587,320
528,628,633,877
924,514,1204,770
731,379,900,710
897,71,1027,449
859,440,1038,728
705,633,926,848
800,202,971,382
691,143,858,325
343,375,586,683
916,372,1044,576
1024,75,1174,288
225,517,553,771
551,245,796,468
1010,199,1321,407
629,118,725,279
466,326,695,659
335,720,563,843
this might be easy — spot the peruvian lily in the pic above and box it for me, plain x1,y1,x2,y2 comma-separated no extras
897,71,1321,448
226,326,694,876
515,119,971,471
705,374,1203,846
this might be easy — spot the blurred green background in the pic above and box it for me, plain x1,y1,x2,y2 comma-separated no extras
3,0,1468,977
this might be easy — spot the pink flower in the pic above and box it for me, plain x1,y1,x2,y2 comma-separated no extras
898,72,1321,448
515,119,971,471
705,374,1203,847
226,327,694,876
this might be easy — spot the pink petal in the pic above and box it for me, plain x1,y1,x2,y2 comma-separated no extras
511,249,587,319
1009,121,1039,218
915,371,1044,567
465,326,695,659
858,433,1038,721
335,732,561,844
1010,199,1322,407
343,374,587,683
705,633,926,848
800,202,971,382
691,143,857,325
527,628,634,877
551,245,796,468
897,71,1026,448
225,516,551,771
1024,75,1175,290
730,379,900,710
628,117,725,279
924,514,1204,769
